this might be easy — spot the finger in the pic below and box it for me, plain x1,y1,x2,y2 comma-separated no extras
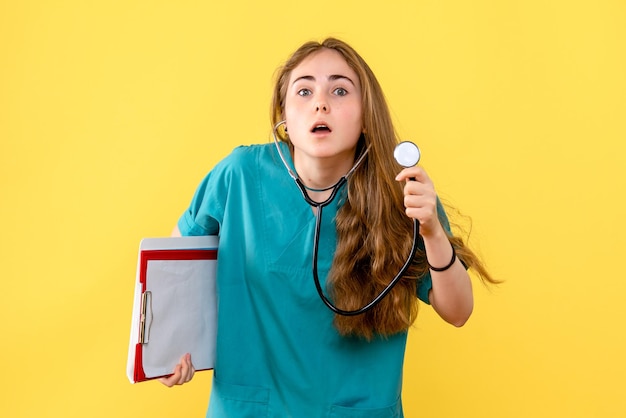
159,364,182,387
403,192,439,226
395,167,431,183
186,354,196,381
177,353,195,384
404,191,437,211
176,354,189,385
403,180,429,197
395,168,415,182
184,354,195,383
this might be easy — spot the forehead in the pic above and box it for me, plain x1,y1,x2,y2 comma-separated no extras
289,48,360,86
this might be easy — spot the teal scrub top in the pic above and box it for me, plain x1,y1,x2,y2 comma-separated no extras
178,143,438,418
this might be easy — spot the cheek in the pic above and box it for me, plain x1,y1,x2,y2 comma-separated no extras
345,107,363,133
283,107,306,142
284,104,306,130
340,100,362,123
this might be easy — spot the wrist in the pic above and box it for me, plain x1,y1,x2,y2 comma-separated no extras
420,222,447,242
427,243,457,272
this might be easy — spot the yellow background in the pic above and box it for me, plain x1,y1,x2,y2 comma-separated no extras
2,1,625,417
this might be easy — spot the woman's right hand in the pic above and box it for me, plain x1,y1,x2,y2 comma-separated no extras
159,353,195,387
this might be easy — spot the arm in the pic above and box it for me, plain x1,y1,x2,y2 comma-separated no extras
422,226,473,327
396,167,474,327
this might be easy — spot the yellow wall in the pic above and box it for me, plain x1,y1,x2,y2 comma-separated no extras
2,1,625,417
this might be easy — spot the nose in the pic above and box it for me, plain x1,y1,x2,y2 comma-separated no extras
315,100,329,113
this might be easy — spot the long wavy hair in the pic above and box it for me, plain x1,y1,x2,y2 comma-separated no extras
271,38,496,340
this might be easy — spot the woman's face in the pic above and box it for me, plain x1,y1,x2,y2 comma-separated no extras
284,48,363,164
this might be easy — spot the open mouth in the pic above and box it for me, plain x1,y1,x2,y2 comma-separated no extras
311,124,331,133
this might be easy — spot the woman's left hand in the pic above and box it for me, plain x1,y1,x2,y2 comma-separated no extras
395,166,445,239
158,353,195,387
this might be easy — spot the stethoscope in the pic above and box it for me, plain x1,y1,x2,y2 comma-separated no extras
272,120,422,316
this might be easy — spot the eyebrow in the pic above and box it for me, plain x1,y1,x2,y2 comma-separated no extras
292,74,356,86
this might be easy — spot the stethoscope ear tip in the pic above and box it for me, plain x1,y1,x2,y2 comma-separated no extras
394,141,421,167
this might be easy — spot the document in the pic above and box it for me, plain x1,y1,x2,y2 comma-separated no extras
126,236,219,383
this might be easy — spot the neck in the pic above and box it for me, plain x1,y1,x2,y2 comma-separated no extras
293,151,355,204
294,155,353,188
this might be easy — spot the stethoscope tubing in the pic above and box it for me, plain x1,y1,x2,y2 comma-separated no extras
272,120,421,316
311,202,421,316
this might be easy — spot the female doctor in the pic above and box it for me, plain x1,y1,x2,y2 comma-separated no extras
160,38,495,417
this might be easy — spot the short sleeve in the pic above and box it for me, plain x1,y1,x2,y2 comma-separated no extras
178,174,220,236
416,273,432,304
177,147,250,236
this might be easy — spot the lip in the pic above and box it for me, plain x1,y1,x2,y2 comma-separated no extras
310,121,333,134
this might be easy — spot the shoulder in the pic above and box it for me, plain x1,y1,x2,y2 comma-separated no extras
208,143,276,177
221,143,278,169
184,143,278,214
228,143,276,159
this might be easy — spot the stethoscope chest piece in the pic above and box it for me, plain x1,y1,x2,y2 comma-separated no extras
394,141,421,167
